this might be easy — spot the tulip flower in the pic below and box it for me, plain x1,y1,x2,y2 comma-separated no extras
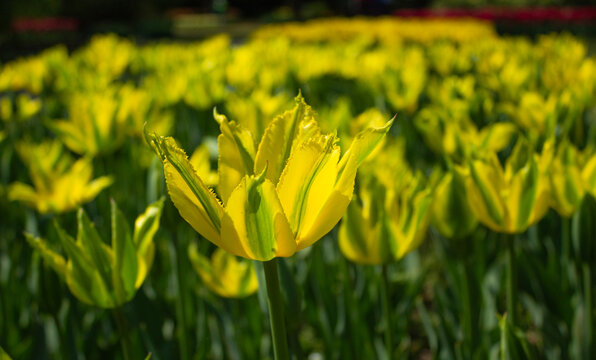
549,141,585,217
147,93,392,359
188,244,258,298
146,94,392,261
464,137,551,234
26,198,163,308
8,140,113,213
338,142,432,265
46,90,124,156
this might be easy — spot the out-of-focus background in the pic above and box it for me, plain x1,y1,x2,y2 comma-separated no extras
1,0,596,61
2,1,596,360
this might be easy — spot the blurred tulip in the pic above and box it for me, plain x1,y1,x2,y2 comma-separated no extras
188,244,258,298
464,137,551,233
339,141,432,264
549,141,585,217
26,198,163,308
46,90,124,156
8,140,112,213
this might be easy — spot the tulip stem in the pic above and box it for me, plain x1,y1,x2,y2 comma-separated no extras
506,235,517,326
113,306,134,360
380,264,394,359
583,263,593,358
263,258,290,360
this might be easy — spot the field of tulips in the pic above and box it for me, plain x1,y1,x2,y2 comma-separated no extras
1,17,596,359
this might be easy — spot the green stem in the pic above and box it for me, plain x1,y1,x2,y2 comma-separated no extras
381,264,394,359
174,237,190,360
113,307,134,360
459,261,474,357
263,258,289,360
583,263,593,358
562,217,571,291
506,235,517,326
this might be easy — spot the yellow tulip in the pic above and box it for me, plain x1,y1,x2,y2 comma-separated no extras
147,94,392,261
464,138,551,234
188,244,258,298
46,90,123,156
549,141,585,217
338,141,432,264
8,140,113,214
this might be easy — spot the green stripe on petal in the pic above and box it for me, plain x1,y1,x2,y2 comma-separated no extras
223,172,295,261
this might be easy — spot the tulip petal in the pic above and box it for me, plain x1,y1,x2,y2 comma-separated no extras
222,173,295,261
277,135,340,237
254,93,315,183
338,199,386,265
214,109,256,203
133,198,164,287
55,220,112,307
583,154,596,197
147,133,224,245
296,119,393,250
111,199,138,304
467,156,506,232
431,171,478,238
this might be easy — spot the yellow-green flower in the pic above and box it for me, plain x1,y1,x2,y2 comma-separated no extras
147,94,392,261
464,138,551,234
549,141,585,217
46,90,123,156
338,141,432,264
8,140,113,213
188,244,258,298
26,199,163,308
